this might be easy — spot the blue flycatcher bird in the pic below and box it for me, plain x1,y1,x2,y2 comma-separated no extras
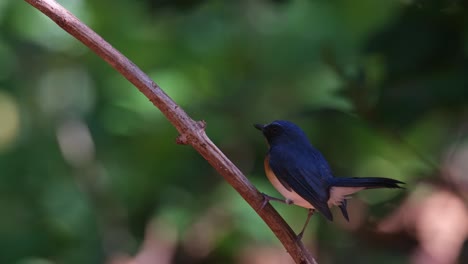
254,120,403,240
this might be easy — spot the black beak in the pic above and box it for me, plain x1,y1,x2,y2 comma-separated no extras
254,123,265,131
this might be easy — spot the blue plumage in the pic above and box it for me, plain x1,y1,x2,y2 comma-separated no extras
255,120,404,235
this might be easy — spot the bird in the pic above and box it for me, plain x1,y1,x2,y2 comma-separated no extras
254,120,404,240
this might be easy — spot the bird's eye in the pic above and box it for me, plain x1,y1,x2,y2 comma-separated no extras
268,125,281,135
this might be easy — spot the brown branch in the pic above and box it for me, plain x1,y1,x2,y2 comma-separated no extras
23,0,318,263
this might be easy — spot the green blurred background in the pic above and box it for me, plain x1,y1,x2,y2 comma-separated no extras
1,0,468,263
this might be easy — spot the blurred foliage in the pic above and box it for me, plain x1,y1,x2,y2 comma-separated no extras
1,0,468,263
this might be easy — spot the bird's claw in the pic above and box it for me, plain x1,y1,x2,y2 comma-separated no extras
260,194,270,211
295,232,305,242
259,193,290,211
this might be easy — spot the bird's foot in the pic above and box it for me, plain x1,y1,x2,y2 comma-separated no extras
295,209,315,242
295,231,305,242
259,193,291,211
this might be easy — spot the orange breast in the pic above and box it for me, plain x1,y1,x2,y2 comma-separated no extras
264,155,314,209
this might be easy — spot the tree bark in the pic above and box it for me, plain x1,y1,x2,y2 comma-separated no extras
23,1,318,263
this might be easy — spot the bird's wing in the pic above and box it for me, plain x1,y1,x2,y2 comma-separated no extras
268,147,333,221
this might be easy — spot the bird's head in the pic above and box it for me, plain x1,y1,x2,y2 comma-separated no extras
254,120,309,146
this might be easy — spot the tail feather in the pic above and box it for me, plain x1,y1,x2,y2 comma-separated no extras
330,177,403,222
330,177,404,189
338,200,349,222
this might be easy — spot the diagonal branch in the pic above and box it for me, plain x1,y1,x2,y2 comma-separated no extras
23,0,317,263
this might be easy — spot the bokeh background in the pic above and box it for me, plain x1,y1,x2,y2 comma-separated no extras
1,0,468,263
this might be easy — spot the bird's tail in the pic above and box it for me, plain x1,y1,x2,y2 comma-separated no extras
329,177,404,189
327,177,403,222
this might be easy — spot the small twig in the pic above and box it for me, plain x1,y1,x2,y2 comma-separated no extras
23,0,318,263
